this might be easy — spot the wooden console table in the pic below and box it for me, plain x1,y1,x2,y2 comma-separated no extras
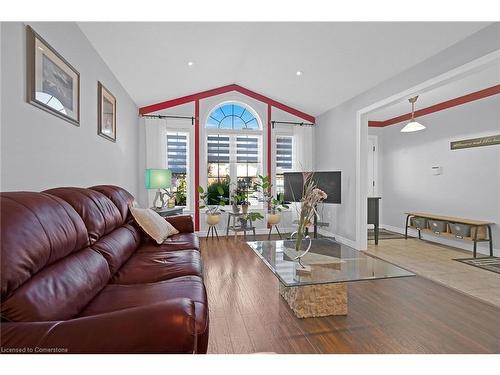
404,212,494,257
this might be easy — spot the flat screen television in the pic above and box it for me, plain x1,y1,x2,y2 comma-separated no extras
283,171,341,204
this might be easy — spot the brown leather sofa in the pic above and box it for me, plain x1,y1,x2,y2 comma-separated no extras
0,185,208,354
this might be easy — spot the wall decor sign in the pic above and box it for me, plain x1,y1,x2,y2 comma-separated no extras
26,26,80,126
450,134,500,150
97,82,117,142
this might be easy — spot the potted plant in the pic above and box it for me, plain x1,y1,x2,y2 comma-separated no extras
230,186,247,213
239,211,264,229
198,184,227,225
241,200,249,214
267,195,289,225
254,175,289,225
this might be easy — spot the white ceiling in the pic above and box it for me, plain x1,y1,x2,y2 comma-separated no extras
78,22,490,116
368,61,500,121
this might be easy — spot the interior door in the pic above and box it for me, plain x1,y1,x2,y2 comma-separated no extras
367,135,377,197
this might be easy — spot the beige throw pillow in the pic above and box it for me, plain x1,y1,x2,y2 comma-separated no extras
130,206,179,244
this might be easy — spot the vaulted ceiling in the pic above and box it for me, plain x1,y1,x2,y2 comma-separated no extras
78,22,490,116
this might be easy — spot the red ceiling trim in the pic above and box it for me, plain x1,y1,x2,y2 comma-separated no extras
139,83,315,124
368,84,500,128
367,120,385,127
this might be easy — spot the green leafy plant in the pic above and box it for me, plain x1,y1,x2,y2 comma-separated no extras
238,211,264,228
175,176,187,206
270,195,289,214
243,212,264,221
231,188,247,206
206,177,230,205
198,184,227,215
254,175,289,213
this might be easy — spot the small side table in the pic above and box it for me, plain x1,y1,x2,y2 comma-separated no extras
226,211,256,240
153,206,184,217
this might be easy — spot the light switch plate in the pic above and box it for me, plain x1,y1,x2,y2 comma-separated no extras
431,166,442,175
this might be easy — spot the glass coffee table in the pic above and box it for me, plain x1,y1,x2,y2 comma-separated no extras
246,238,414,318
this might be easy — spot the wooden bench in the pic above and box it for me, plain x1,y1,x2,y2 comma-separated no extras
404,212,494,258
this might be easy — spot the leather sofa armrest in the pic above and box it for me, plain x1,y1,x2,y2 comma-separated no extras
165,215,194,233
0,299,197,354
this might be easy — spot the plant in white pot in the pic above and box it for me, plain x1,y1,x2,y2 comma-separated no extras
254,175,289,225
197,184,227,225
267,196,289,225
229,185,247,214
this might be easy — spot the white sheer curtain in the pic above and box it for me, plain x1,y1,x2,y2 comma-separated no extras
145,118,167,206
293,125,314,171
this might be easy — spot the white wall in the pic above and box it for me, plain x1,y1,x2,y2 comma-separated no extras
1,22,141,197
314,23,500,249
370,96,500,255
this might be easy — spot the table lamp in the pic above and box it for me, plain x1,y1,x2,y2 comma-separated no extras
145,168,172,209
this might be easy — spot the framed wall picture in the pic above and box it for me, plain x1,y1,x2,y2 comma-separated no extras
97,82,117,142
26,25,80,126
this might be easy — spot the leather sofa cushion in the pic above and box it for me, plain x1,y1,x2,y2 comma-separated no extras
79,275,208,339
90,185,135,224
45,187,123,245
110,249,202,285
165,215,194,233
165,233,200,251
0,192,89,300
140,233,200,252
1,248,110,322
91,224,141,275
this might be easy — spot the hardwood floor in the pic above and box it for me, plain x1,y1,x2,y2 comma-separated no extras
201,235,500,354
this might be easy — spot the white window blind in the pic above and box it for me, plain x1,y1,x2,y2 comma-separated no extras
167,133,188,173
236,136,259,163
207,135,230,163
276,136,293,170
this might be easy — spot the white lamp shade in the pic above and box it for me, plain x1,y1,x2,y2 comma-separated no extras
401,120,426,133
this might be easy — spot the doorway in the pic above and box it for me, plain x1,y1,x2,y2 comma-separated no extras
367,135,378,197
355,50,500,251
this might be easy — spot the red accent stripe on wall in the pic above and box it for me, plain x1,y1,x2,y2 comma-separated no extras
194,100,200,231
369,84,500,127
367,121,385,127
267,103,272,227
267,104,272,183
139,84,315,124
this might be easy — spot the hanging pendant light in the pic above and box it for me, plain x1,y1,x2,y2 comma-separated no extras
401,95,426,133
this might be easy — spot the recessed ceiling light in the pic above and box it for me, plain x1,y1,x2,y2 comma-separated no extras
187,61,194,67
296,70,302,76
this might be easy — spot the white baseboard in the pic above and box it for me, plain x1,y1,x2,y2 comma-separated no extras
381,224,499,257
197,226,358,250
317,228,358,248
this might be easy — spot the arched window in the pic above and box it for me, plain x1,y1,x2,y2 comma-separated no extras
206,103,260,130
205,102,262,206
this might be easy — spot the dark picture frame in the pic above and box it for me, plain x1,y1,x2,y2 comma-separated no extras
26,25,80,126
97,82,117,142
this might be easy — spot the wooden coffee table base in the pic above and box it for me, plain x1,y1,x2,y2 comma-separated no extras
279,283,348,318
